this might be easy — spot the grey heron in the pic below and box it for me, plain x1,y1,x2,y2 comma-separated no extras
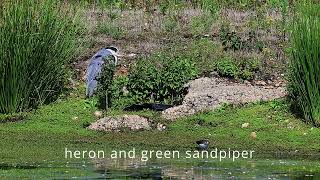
86,47,119,97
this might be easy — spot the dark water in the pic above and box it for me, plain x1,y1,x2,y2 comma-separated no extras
1,158,320,179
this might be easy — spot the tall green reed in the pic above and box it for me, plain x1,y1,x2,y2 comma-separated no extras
289,2,320,126
0,0,80,114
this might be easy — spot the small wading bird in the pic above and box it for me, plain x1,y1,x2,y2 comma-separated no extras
196,139,209,151
86,47,119,97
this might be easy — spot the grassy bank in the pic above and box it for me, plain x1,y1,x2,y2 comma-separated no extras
0,91,319,164
1,1,320,178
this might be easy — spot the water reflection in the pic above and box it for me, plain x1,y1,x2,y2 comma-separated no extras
91,157,320,179
1,158,320,179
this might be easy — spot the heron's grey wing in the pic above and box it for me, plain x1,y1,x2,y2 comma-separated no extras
86,48,117,97
86,59,104,97
93,48,110,58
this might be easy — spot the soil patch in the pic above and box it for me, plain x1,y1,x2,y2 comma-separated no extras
162,77,287,119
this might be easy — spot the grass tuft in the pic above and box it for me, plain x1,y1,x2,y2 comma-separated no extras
289,2,320,125
0,0,81,113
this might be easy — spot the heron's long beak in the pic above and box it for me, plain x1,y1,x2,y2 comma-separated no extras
115,53,125,57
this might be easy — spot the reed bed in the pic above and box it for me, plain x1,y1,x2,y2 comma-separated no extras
289,2,320,125
0,0,80,113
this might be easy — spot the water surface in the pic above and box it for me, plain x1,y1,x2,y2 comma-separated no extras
1,157,320,179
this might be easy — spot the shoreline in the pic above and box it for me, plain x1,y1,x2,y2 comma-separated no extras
0,96,319,164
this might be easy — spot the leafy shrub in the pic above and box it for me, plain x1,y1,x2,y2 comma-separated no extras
0,0,80,114
108,76,135,109
96,54,198,109
216,57,261,80
243,57,261,71
239,69,254,80
216,58,239,78
240,58,261,80
127,54,198,104
220,25,243,51
220,26,265,52
288,3,320,126
96,57,117,110
246,31,265,51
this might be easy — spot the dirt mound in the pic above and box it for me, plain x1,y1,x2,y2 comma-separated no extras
162,77,287,120
88,115,151,132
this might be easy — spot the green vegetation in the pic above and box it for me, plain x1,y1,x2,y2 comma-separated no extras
68,0,296,11
0,0,80,114
216,57,260,80
220,27,243,51
96,22,125,39
0,113,26,123
219,25,265,52
190,13,215,36
162,38,261,80
216,57,240,78
0,96,319,164
127,54,198,105
163,17,179,33
1,1,320,178
96,56,117,109
95,52,198,109
289,2,320,126
106,76,133,109
184,39,225,75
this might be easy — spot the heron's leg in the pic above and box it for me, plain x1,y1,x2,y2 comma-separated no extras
105,90,108,111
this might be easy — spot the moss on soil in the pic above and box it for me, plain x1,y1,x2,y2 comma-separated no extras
0,94,319,164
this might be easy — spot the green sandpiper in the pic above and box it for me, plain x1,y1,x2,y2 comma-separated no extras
196,139,209,150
